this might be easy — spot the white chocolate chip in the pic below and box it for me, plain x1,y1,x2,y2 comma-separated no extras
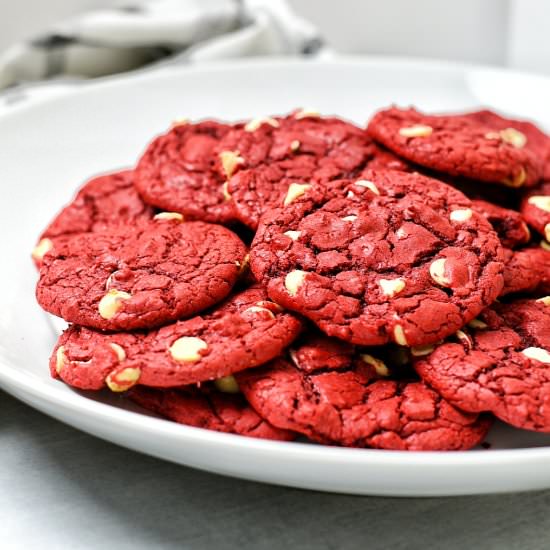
411,345,434,357
429,258,451,287
500,128,527,148
290,139,301,152
399,125,433,138
468,318,488,329
354,179,380,195
171,117,189,127
295,108,320,119
55,346,67,374
219,150,244,178
214,375,240,393
98,290,132,320
521,347,550,364
527,195,550,213
393,325,408,346
32,238,53,261
284,270,307,296
395,227,408,239
545,224,550,242
536,296,550,306
502,166,526,188
341,215,358,222
105,367,141,392
255,300,284,312
346,191,356,199
284,230,302,241
455,329,473,349
283,183,311,206
379,278,406,297
222,181,232,201
169,337,208,362
244,117,279,132
522,223,531,241
109,343,126,362
236,254,250,276
154,212,184,221
541,240,550,251
360,354,389,377
450,208,473,222
243,306,275,319
288,349,300,368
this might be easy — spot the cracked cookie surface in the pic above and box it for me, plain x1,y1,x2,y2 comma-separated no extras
219,113,374,229
237,336,490,450
367,107,542,187
32,170,153,266
50,287,303,388
37,219,247,330
501,246,550,296
250,169,504,346
413,299,550,431
135,120,237,224
128,386,296,440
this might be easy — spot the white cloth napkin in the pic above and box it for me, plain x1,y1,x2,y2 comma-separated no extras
0,0,322,108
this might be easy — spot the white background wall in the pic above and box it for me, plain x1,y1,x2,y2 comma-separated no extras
0,0,548,73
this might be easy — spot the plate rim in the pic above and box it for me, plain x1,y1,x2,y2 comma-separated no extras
2,54,550,470
2,53,550,120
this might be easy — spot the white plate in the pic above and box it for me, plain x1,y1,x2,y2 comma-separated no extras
2,56,550,497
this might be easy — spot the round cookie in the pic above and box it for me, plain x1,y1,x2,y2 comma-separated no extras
250,169,504,347
367,107,542,188
237,340,491,450
470,199,531,248
219,111,374,229
413,298,550,432
501,246,550,296
216,111,373,176
128,386,296,441
50,286,303,389
521,181,550,242
32,170,153,266
465,109,550,171
135,120,237,224
37,219,247,331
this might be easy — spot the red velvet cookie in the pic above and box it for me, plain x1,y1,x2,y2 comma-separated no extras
219,112,374,229
216,111,372,176
37,219,247,331
367,107,542,188
521,181,550,242
32,170,153,266
135,120,237,224
250,169,504,346
465,109,550,172
501,246,550,296
413,298,550,431
128,386,295,441
237,340,490,450
50,287,303,389
470,199,531,248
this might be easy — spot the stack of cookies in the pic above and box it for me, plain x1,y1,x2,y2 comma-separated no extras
32,107,550,451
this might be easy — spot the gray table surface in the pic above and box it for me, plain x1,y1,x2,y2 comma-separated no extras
2,389,550,550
